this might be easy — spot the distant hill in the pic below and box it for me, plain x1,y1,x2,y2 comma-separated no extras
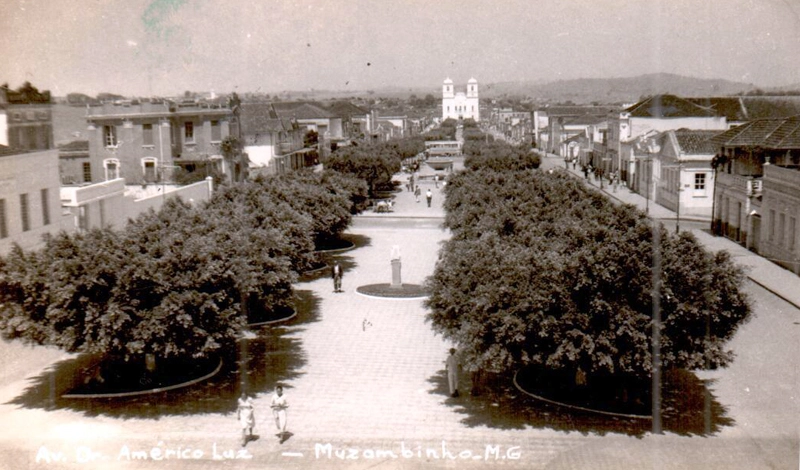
297,74,769,105
479,73,761,104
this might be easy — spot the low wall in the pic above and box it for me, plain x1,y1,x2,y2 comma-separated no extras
130,178,213,216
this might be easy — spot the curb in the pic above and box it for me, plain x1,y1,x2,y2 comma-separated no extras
62,358,223,399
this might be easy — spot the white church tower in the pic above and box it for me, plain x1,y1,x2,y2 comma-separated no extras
442,77,479,122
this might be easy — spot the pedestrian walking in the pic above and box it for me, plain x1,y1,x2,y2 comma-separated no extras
582,164,589,180
332,261,343,293
572,158,577,170
434,174,439,188
271,385,288,437
446,348,460,397
237,391,255,447
426,189,433,207
414,185,421,203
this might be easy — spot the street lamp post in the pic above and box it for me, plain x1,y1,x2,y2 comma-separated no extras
675,167,681,234
645,158,650,214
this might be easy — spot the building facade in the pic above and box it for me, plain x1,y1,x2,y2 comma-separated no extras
607,95,727,186
710,116,800,274
442,78,479,122
0,83,54,151
647,129,718,219
0,147,71,255
85,99,234,185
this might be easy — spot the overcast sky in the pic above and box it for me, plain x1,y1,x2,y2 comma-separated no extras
3,0,799,97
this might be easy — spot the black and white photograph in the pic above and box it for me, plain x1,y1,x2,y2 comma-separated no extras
1,0,799,468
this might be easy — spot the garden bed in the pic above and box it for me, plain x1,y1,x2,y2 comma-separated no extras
514,365,652,418
247,304,297,327
314,237,355,253
356,283,430,299
63,356,222,398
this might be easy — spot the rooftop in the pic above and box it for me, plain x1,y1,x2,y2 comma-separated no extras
625,94,717,118
711,116,800,149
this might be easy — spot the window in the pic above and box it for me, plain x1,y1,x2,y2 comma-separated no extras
142,158,157,182
83,162,92,183
779,213,786,245
142,123,153,146
41,188,50,226
104,125,117,147
20,193,30,232
790,217,797,251
185,122,194,143
78,206,89,231
0,199,7,238
211,120,221,141
769,209,776,241
104,159,120,180
694,173,706,190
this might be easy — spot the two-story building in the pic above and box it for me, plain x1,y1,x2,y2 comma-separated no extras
85,99,234,185
710,116,800,274
239,102,311,176
608,95,727,187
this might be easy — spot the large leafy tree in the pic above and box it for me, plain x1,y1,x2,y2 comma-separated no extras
255,169,354,244
0,188,311,363
426,156,751,384
324,141,403,195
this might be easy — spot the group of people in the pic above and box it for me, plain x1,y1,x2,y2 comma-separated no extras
237,385,289,447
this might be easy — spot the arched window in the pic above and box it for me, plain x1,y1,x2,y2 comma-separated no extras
103,158,120,180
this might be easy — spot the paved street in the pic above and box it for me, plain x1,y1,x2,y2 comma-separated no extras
0,155,797,469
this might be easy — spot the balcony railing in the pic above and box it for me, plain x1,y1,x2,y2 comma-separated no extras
716,172,763,197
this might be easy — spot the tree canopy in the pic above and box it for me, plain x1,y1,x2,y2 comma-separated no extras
426,158,751,382
324,138,422,195
0,169,365,363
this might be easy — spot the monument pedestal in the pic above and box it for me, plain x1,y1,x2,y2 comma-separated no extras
391,259,402,287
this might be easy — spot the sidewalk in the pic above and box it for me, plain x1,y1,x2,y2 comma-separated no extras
537,150,800,310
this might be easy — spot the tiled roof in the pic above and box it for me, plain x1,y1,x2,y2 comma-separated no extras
686,97,747,121
710,117,800,149
323,101,368,118
687,96,800,121
740,96,800,120
673,129,721,155
239,103,293,135
625,94,717,118
272,102,334,119
541,105,618,117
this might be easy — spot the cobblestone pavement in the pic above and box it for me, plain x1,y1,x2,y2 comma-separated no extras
0,156,797,469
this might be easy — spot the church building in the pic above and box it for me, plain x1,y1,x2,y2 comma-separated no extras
442,78,479,122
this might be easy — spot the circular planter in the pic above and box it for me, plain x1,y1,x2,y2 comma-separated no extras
62,358,223,399
247,307,297,327
247,306,297,327
513,366,652,420
314,237,356,254
356,283,430,299
301,261,330,276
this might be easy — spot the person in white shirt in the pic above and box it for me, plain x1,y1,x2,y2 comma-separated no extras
271,385,288,436
446,348,460,397
236,392,255,447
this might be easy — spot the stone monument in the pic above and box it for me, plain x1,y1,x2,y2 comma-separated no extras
390,245,402,287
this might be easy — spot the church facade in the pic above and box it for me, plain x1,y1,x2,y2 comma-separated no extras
442,78,479,122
